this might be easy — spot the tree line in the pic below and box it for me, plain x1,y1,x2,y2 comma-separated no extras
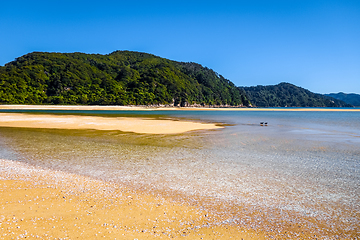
0,51,351,107
0,51,250,106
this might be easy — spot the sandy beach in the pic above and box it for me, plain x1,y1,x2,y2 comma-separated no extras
0,113,222,134
0,104,359,111
0,108,251,239
0,108,237,239
0,159,269,239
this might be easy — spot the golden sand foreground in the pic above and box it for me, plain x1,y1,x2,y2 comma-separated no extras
0,159,269,239
0,160,353,239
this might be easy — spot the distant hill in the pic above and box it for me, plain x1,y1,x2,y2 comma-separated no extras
0,51,250,106
240,82,352,107
0,51,354,108
325,92,360,107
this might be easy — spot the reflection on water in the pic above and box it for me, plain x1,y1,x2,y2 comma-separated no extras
0,109,359,238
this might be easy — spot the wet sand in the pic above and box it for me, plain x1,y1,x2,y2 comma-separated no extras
0,159,267,239
0,113,222,134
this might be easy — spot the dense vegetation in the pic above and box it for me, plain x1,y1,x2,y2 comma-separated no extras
0,51,354,108
0,51,250,106
241,82,352,107
325,93,360,106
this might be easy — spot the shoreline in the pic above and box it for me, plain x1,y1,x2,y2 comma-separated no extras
0,158,267,239
0,113,222,134
0,104,359,111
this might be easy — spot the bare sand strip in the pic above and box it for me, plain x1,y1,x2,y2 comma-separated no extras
0,104,359,111
0,159,267,239
0,113,222,134
0,105,149,111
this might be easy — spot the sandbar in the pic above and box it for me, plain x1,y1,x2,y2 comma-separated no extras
0,113,222,134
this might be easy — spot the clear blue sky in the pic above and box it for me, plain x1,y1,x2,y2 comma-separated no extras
1,0,359,94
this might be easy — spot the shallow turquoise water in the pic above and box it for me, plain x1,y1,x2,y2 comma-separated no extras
0,108,359,237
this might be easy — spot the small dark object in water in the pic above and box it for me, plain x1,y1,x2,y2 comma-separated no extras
264,122,268,125
260,122,268,126
260,122,264,125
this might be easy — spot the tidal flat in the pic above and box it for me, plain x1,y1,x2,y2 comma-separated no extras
0,107,359,239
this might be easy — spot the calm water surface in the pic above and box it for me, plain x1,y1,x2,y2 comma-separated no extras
0,109,359,238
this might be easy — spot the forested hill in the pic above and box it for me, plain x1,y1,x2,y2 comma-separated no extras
325,93,360,107
241,83,352,107
0,51,250,106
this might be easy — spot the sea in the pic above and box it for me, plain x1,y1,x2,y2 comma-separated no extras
0,108,359,238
